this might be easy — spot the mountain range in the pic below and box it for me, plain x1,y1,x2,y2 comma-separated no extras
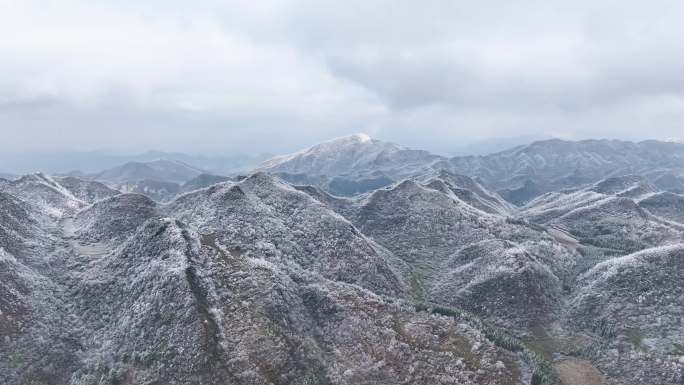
257,134,684,203
8,134,682,206
1,135,683,385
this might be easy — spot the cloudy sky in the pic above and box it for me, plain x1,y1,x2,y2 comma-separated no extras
1,0,684,155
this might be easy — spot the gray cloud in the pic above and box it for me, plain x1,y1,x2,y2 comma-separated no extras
1,0,683,156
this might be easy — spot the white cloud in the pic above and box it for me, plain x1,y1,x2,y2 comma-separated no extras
1,0,684,154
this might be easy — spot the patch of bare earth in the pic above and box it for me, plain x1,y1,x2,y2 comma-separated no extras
554,358,605,385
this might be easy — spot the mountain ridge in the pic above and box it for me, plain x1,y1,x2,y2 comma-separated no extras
258,135,684,203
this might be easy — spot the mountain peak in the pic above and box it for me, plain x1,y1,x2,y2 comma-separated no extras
256,134,443,185
347,132,372,143
311,132,379,150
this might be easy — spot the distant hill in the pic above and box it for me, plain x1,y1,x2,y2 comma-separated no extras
0,172,17,180
180,173,232,193
444,138,684,204
92,159,204,184
0,150,270,175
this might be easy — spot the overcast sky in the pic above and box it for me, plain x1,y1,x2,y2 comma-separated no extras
1,0,684,155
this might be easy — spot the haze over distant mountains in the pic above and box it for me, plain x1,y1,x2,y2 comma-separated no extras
5,134,683,205
257,134,684,203
0,150,271,176
2,134,683,385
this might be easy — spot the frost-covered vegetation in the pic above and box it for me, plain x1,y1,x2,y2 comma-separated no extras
1,136,684,384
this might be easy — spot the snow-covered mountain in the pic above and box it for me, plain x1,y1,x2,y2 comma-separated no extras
638,191,684,223
112,179,181,202
258,135,684,205
0,171,544,385
520,175,683,254
2,136,684,385
0,172,119,217
295,176,571,330
257,133,443,196
419,170,515,215
258,133,440,177
67,159,211,202
444,139,684,204
166,172,408,296
652,171,684,194
568,244,684,383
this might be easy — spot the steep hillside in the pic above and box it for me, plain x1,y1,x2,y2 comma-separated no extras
0,173,538,385
0,173,85,217
297,177,575,330
567,244,684,385
0,191,51,258
652,171,684,193
74,193,158,243
420,170,514,215
521,176,684,253
638,192,684,223
430,240,563,328
166,173,408,296
54,176,120,203
257,134,442,196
